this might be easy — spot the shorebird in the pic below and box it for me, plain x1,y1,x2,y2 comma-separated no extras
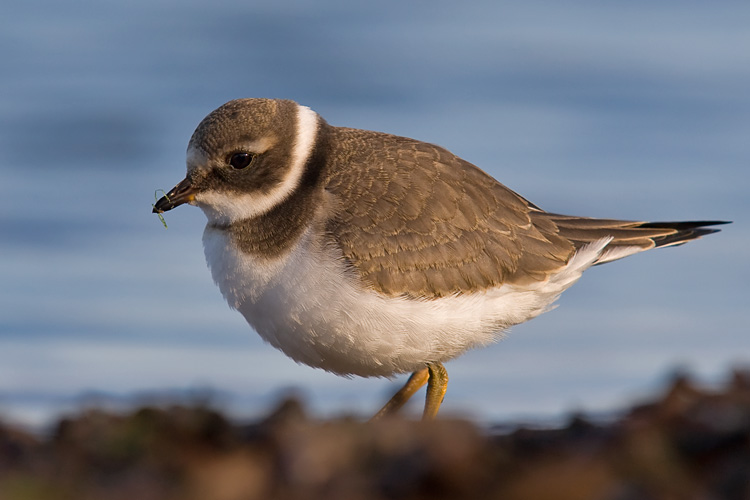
153,98,727,419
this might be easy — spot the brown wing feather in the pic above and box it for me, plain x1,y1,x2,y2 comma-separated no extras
322,127,573,298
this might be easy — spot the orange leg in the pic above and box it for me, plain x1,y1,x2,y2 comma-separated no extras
370,367,429,421
370,362,449,421
423,362,448,420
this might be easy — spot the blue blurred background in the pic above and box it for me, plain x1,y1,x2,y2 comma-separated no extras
1,0,748,426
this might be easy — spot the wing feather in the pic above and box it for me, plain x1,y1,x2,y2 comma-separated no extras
318,126,728,296
322,127,572,297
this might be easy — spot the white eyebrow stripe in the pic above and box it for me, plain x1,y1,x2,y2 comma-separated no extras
239,136,277,155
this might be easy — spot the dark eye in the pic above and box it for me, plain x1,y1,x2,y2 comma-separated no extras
228,152,254,169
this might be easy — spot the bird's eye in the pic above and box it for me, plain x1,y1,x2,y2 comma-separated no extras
228,152,254,169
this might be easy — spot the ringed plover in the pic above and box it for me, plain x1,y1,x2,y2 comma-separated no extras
153,98,728,419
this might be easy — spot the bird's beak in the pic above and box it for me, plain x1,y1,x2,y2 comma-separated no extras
152,177,197,213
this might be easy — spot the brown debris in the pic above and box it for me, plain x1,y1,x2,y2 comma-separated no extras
1,369,749,500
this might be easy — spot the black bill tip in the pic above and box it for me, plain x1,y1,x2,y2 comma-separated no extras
151,177,196,213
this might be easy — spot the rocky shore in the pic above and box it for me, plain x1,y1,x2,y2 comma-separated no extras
2,370,748,500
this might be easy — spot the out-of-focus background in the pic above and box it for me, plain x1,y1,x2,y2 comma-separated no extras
1,0,748,427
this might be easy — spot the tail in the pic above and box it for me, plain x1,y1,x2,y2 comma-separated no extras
534,213,730,265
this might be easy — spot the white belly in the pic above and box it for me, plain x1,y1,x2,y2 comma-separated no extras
203,226,608,377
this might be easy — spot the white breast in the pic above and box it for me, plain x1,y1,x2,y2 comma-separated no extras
203,226,611,378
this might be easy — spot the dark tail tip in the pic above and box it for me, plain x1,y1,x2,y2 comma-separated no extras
640,220,731,248
639,220,731,230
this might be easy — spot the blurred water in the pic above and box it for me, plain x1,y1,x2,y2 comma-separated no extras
1,0,748,426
